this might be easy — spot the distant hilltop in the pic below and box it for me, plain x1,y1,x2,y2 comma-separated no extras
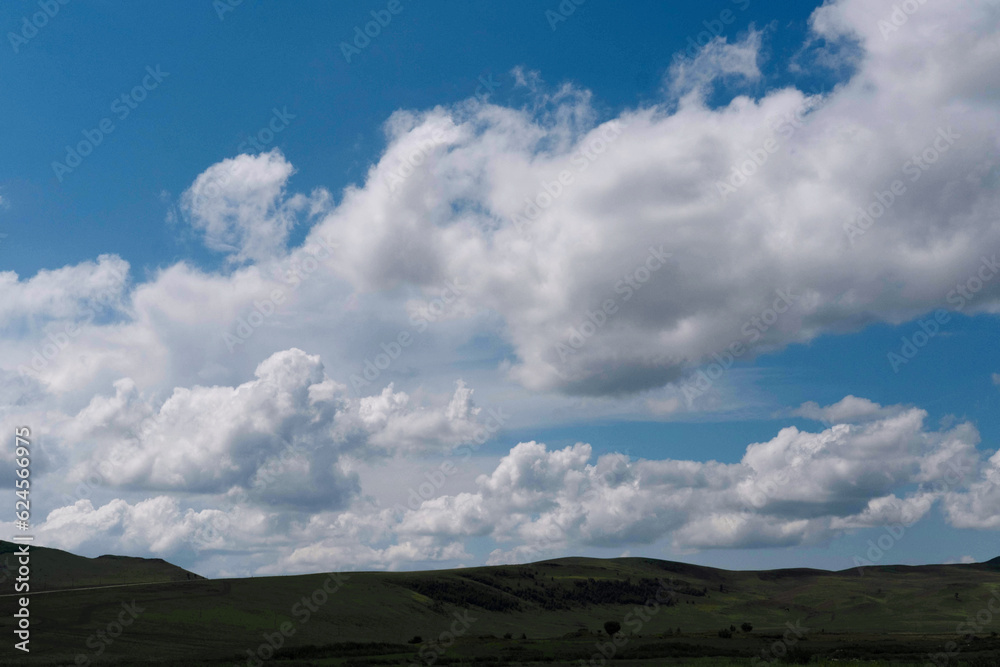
0,540,203,593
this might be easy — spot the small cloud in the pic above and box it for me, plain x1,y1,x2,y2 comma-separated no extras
667,29,763,101
945,555,978,564
646,397,681,415
992,373,1000,386
793,395,900,425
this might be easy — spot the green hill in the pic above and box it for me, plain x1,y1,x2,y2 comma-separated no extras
0,540,203,591
2,546,999,665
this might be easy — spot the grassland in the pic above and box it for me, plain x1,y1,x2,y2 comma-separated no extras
0,540,203,591
1,542,998,665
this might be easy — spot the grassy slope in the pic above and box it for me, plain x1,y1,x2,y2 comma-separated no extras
0,540,203,591
2,551,999,664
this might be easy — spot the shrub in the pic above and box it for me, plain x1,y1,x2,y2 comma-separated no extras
407,636,422,644
604,621,622,637
741,622,753,632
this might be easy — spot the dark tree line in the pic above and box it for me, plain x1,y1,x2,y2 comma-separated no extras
396,573,712,612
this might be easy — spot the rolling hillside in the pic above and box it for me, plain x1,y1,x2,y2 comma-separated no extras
0,540,203,591
2,545,999,665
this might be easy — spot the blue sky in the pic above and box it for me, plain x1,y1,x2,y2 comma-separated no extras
2,0,822,276
2,0,999,577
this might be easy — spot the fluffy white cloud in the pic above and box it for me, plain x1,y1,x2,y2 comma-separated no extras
268,533,469,575
180,150,329,264
398,398,992,555
0,254,128,332
265,0,998,397
36,497,227,555
33,494,469,575
22,395,999,575
830,492,937,529
360,380,486,452
941,449,1000,529
60,349,491,510
6,0,998,406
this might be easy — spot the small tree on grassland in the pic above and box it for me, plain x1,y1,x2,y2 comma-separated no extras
604,621,622,637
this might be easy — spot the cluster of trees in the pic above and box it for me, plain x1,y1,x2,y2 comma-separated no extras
717,623,753,638
602,623,688,638
397,577,523,612
399,571,717,617
455,574,685,611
